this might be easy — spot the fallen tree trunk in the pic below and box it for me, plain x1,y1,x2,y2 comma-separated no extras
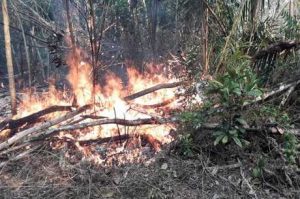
252,41,300,60
124,81,184,101
0,105,72,131
211,78,300,112
248,78,300,105
0,104,92,151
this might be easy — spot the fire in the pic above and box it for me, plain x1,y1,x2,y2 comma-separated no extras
17,48,178,165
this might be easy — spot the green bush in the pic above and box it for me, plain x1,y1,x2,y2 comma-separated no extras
208,58,262,108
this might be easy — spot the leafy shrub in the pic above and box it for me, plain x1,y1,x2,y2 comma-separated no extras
213,117,250,147
208,58,262,108
207,55,262,147
177,134,195,157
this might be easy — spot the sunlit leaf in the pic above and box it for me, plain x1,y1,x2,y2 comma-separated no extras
222,135,228,144
233,137,243,147
214,135,224,146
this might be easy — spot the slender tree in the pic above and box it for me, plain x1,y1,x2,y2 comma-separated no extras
2,0,17,115
11,1,32,88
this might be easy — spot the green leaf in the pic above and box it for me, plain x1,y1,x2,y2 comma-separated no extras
214,135,224,146
252,168,262,178
242,139,250,146
233,137,243,147
239,128,246,134
229,129,237,135
248,89,263,97
233,88,242,96
236,118,248,126
222,135,228,144
213,131,224,136
258,159,265,168
210,80,223,88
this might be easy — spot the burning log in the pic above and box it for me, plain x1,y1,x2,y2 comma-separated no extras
0,104,92,151
124,81,184,101
142,134,162,152
34,117,172,140
0,105,73,131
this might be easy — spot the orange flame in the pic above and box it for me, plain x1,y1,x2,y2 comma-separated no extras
18,48,177,164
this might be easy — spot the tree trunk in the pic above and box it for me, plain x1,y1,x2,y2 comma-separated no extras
13,2,32,88
65,0,76,52
87,0,97,103
202,7,209,76
150,0,158,59
2,0,17,115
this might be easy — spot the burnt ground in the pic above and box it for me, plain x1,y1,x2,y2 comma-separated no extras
0,129,299,199
0,92,299,199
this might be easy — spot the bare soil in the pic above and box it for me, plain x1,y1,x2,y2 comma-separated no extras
0,134,299,199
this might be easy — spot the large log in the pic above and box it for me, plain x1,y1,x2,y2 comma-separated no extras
0,104,92,151
124,81,184,101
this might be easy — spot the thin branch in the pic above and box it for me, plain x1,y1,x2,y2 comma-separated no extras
0,105,73,131
0,105,92,151
0,22,48,43
124,81,184,101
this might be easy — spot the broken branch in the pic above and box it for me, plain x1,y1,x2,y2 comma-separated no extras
124,81,183,101
0,104,91,151
131,98,176,109
252,41,300,60
0,105,72,131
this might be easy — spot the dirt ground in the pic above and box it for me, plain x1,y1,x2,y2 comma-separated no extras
0,135,299,199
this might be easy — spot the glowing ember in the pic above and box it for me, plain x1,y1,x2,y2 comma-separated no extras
17,48,179,165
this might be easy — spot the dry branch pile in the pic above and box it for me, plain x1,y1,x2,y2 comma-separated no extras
0,81,184,166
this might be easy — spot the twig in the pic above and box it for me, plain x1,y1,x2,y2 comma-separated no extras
0,144,40,168
240,166,258,199
114,107,122,145
206,162,241,172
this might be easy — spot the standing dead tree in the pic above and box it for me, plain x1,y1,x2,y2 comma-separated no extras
2,0,17,115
